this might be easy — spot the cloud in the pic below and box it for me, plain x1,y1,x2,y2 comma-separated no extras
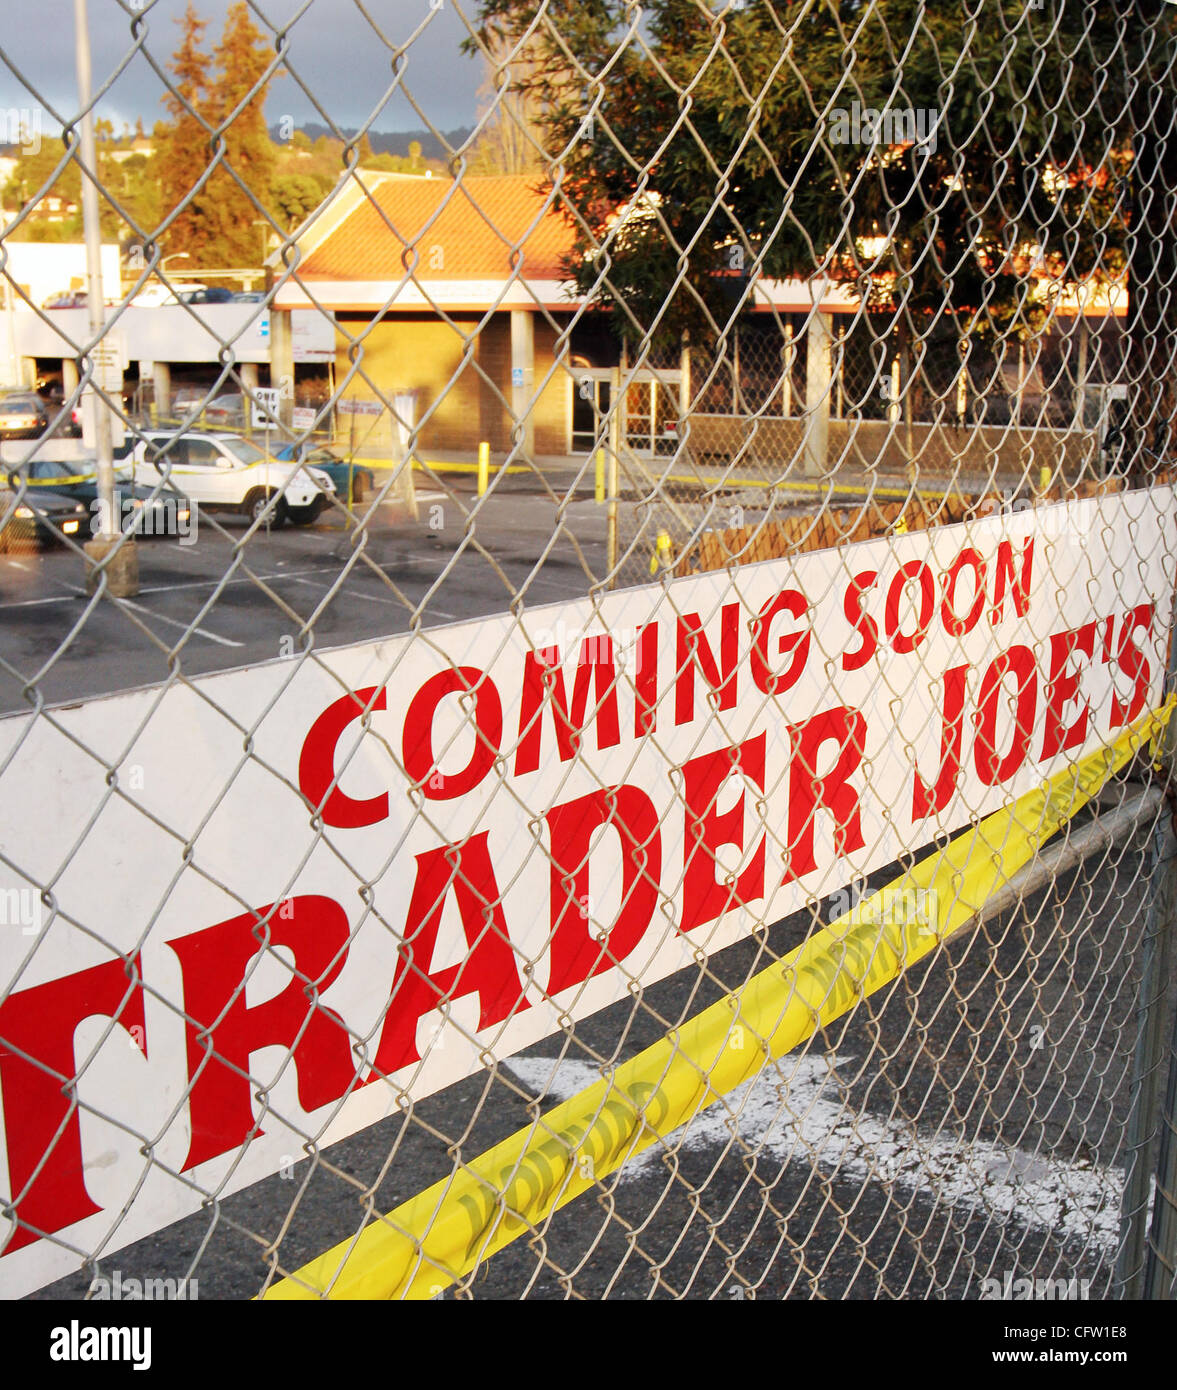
0,0,480,136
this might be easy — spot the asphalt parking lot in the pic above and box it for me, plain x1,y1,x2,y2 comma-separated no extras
0,480,610,717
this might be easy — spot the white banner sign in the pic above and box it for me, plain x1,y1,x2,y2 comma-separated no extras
0,490,1173,1293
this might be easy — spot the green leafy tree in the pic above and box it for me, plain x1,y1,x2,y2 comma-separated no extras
270,172,324,230
469,0,1158,378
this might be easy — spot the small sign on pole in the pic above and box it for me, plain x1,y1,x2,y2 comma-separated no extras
251,386,282,430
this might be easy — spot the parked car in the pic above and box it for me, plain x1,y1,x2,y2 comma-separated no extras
42,290,88,309
0,392,50,440
179,286,235,305
10,459,192,538
234,291,267,303
131,430,335,526
203,393,248,428
0,478,88,551
274,442,375,504
127,283,187,308
127,282,231,308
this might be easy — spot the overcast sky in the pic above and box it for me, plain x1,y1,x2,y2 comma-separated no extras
0,0,484,136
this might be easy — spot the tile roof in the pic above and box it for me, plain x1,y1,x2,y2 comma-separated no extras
297,174,579,283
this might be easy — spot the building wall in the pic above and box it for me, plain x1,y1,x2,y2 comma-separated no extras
334,310,576,455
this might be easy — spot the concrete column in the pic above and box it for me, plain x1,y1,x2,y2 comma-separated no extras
61,357,79,397
510,309,535,458
241,362,260,395
803,310,832,478
270,309,295,429
150,361,171,423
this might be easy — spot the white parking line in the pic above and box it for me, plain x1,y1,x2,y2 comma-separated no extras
506,1053,1124,1253
118,598,244,649
288,574,457,619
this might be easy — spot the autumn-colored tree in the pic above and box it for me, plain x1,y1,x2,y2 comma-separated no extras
157,2,218,261
208,0,277,265
467,35,547,177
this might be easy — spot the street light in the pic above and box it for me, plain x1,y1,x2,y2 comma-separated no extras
161,251,191,279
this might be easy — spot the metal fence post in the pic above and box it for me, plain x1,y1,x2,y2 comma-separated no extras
1116,592,1177,1298
1144,998,1177,1297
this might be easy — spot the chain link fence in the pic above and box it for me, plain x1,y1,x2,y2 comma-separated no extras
1,0,1177,1307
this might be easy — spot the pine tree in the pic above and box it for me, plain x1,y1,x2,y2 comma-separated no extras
209,1,277,265
157,2,217,262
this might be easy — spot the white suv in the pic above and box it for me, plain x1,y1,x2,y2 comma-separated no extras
131,430,335,526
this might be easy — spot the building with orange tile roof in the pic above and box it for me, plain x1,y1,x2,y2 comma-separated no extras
272,170,858,457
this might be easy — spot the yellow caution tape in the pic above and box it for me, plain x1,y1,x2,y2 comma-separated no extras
17,473,98,487
262,700,1173,1300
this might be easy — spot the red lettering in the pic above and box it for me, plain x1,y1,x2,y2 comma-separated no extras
1041,621,1097,759
682,734,767,932
0,954,145,1252
168,897,354,1172
635,622,659,736
974,645,1038,784
941,549,986,636
885,560,935,654
750,591,810,695
675,604,740,725
515,640,621,776
403,667,502,798
299,686,388,828
991,539,1034,623
912,663,970,819
842,571,879,671
545,786,662,993
372,833,527,1076
784,707,868,881
1109,603,1155,728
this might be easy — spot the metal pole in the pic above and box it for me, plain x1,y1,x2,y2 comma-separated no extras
1116,587,1177,1298
75,0,135,594
76,0,113,531
607,368,620,587
1144,996,1177,1297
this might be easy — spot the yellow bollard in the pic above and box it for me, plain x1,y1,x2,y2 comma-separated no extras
595,449,606,504
477,441,490,497
649,530,674,575
1039,464,1051,494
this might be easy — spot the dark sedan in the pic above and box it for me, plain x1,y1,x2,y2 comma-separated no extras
0,393,50,440
11,460,193,539
0,480,89,552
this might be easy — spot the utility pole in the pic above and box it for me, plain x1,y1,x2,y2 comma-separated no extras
76,0,136,596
